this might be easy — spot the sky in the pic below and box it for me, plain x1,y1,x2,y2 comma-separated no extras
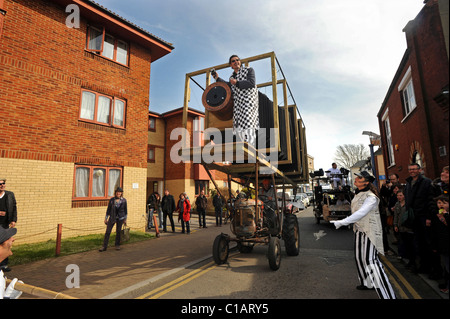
94,0,425,171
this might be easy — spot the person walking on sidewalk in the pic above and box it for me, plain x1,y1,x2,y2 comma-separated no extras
177,193,191,234
161,189,176,233
331,171,396,299
213,192,224,226
195,190,208,228
0,178,17,273
154,193,163,230
99,187,128,251
147,191,160,230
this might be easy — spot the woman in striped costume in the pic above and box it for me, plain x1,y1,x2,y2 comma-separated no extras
331,171,396,299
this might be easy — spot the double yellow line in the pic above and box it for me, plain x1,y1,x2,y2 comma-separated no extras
137,251,239,299
380,255,422,299
136,259,221,299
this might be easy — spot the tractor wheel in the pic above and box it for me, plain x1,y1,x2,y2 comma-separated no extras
212,234,229,265
268,236,281,271
282,214,300,256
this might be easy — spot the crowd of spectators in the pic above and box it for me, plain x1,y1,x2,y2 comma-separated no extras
379,165,448,294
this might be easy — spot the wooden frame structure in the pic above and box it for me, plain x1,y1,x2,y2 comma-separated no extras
180,51,309,186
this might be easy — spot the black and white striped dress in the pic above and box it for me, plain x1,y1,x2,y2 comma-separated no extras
355,230,397,299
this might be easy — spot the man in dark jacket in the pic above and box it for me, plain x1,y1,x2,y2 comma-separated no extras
404,163,433,273
195,190,208,228
213,192,224,226
99,187,127,252
161,189,176,233
0,179,17,272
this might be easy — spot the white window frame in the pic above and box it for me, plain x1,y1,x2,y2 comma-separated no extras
398,66,417,120
86,26,129,66
382,108,395,167
79,89,126,129
73,165,122,200
193,116,204,147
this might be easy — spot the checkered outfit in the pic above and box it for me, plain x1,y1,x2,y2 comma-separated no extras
230,66,259,144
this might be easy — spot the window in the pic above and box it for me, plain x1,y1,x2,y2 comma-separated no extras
74,165,122,200
193,116,204,147
87,26,103,52
102,34,115,60
0,8,6,39
412,151,423,168
148,145,155,162
113,100,125,127
398,66,417,117
402,80,416,115
148,117,156,131
80,89,126,128
194,116,204,132
116,40,128,65
382,109,395,166
86,26,129,66
195,180,209,195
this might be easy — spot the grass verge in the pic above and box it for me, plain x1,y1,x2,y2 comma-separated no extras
10,231,154,266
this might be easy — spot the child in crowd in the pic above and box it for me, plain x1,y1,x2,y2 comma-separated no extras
393,189,416,271
431,194,448,294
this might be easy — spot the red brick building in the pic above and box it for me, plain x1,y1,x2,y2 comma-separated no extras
0,0,173,243
377,0,449,181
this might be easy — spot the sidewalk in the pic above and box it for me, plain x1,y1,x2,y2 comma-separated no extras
8,214,224,299
385,229,447,299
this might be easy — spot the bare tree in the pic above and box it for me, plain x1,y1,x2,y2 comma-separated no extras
333,144,369,169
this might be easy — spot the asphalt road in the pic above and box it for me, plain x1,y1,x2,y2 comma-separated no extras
10,206,444,305
121,208,378,299
125,206,444,301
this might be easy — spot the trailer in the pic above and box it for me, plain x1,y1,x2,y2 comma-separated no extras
310,169,354,224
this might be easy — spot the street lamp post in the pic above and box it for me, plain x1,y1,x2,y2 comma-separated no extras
362,131,381,188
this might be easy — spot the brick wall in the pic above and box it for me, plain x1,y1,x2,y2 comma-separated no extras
408,2,449,175
1,158,147,244
0,0,159,244
379,1,449,181
0,0,150,168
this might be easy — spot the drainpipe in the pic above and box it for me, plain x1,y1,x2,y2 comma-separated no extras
411,19,439,176
163,117,167,190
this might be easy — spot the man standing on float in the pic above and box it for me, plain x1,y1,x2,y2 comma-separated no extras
213,55,259,145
